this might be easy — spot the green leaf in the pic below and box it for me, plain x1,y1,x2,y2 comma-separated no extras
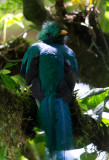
35,135,46,158
13,13,23,21
102,118,109,127
78,101,88,113
11,75,26,92
93,101,104,122
28,138,45,160
11,75,25,83
29,24,38,30
4,62,17,69
104,94,109,109
78,89,109,110
98,0,109,33
64,0,71,2
0,69,11,75
1,74,19,92
0,143,7,160
20,156,28,160
46,0,54,4
14,20,24,28
78,87,109,100
80,152,97,160
34,132,46,144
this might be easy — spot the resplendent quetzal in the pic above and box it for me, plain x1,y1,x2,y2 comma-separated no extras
21,21,78,159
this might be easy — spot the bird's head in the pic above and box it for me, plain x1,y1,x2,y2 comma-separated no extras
37,21,68,44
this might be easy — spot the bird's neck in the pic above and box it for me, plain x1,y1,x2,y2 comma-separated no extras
52,35,65,45
42,35,67,45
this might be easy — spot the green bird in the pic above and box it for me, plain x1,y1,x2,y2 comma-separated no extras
21,21,78,159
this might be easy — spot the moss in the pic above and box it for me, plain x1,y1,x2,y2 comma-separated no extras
0,84,37,158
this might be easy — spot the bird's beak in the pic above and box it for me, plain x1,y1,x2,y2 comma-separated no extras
60,30,68,35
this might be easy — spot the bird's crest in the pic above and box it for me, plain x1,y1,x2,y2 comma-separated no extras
37,21,63,43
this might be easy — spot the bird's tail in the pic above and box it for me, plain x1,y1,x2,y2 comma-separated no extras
38,93,74,158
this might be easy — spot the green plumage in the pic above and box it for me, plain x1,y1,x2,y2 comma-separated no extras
21,21,78,159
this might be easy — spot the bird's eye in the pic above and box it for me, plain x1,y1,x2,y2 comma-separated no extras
46,33,51,38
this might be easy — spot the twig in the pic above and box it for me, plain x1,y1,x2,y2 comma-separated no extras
97,21,109,57
0,29,31,51
0,30,31,63
92,39,109,71
0,54,22,63
11,28,33,42
8,42,27,52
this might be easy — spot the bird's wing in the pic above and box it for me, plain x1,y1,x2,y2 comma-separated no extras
20,50,29,78
63,45,78,73
57,60,76,103
25,54,44,101
25,54,40,85
20,44,40,78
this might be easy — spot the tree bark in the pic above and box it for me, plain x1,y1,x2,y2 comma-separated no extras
55,0,66,19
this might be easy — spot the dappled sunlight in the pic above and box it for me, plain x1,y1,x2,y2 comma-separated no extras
74,83,90,98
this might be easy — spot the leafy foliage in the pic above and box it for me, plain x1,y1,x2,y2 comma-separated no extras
0,13,24,43
78,87,109,127
80,151,97,160
79,88,109,109
0,63,26,93
0,0,22,14
1,74,19,92
0,0,24,43
0,143,7,160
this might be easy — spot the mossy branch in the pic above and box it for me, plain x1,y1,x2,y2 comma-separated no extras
0,84,108,156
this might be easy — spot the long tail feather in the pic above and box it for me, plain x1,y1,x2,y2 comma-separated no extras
38,93,73,158
55,98,73,151
38,94,56,154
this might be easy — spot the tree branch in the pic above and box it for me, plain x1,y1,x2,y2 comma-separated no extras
22,0,53,29
97,22,109,57
0,54,22,63
55,0,66,19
